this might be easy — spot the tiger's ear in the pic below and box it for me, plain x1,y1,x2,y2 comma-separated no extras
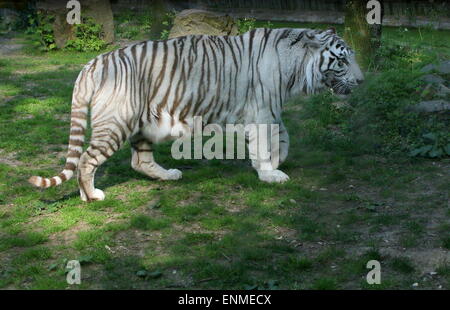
327,27,336,34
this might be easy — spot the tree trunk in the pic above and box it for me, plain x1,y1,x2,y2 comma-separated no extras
148,0,171,40
344,0,383,70
36,0,114,49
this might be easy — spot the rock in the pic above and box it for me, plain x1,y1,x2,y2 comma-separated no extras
436,84,450,98
421,74,445,85
421,60,450,75
168,9,239,39
437,60,450,74
0,37,24,55
36,0,114,49
420,63,435,73
407,100,450,113
420,83,450,100
0,8,21,31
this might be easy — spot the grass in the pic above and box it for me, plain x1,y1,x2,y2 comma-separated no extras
0,23,449,289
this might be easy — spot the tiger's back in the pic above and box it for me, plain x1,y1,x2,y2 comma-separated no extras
88,30,282,140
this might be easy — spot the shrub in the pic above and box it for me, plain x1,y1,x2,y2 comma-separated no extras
159,11,176,40
373,42,433,71
65,17,106,52
409,132,450,158
26,13,105,52
348,70,449,157
26,11,56,51
237,18,256,34
114,9,153,40
296,69,449,158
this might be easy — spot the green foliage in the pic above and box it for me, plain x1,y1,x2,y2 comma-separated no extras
237,18,256,34
115,10,153,40
26,13,105,52
312,277,338,289
373,41,433,71
349,70,449,157
0,5,33,32
65,17,106,52
409,132,450,158
391,257,415,274
159,11,176,40
297,68,449,158
297,92,359,155
26,11,56,51
264,21,274,28
1,21,449,290
442,237,450,250
130,214,170,230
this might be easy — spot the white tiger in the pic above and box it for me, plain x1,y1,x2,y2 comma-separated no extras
29,27,364,201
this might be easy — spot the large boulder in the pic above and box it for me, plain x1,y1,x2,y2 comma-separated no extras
0,8,21,31
421,74,445,85
437,60,450,75
36,0,114,49
407,100,450,113
420,60,450,75
168,9,239,39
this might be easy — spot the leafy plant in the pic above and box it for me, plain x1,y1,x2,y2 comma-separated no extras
65,17,106,52
115,9,153,40
159,11,176,40
409,132,450,158
237,17,256,34
374,41,430,71
136,269,163,280
297,69,449,158
26,11,57,51
264,21,274,28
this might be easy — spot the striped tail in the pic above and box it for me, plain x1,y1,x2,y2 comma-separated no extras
29,66,93,189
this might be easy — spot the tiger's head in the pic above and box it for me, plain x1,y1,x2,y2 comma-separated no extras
287,28,364,95
319,29,364,95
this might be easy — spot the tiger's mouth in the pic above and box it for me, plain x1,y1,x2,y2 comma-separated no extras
331,80,358,95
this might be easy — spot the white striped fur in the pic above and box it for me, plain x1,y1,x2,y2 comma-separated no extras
29,28,363,201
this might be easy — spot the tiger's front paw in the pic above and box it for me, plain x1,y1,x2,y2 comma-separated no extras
258,169,290,183
159,169,182,181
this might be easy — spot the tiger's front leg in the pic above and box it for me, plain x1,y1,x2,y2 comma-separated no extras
130,135,182,181
247,122,290,183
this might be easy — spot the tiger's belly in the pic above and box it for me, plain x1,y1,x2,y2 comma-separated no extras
141,112,193,144
140,104,249,144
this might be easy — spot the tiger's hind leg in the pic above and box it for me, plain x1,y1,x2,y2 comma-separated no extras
130,135,182,181
78,127,125,202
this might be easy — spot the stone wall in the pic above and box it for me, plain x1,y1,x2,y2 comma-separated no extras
110,0,450,30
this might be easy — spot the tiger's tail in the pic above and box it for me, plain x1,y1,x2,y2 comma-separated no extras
29,64,95,189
